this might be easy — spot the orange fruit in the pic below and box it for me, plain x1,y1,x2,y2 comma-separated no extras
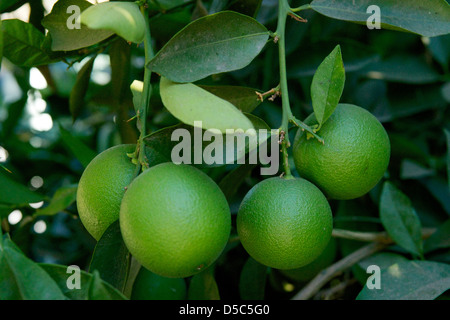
279,237,337,283
76,144,136,240
293,104,390,200
120,162,231,278
237,177,333,270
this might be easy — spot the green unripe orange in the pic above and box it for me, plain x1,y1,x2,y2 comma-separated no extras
237,177,333,270
279,237,337,283
120,162,231,278
76,144,136,240
293,104,390,200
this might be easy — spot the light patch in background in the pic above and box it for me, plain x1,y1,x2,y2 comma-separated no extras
1,0,110,21
26,91,47,115
0,146,9,162
8,210,23,225
91,54,111,85
30,176,44,189
26,91,54,132
29,201,44,209
0,3,30,22
30,113,53,132
33,220,47,234
0,69,22,104
29,137,44,148
29,68,48,90
73,54,111,86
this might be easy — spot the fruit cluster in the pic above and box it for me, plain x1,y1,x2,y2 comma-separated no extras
76,104,390,295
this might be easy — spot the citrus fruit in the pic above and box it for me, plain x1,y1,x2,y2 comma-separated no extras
279,237,337,283
131,267,187,300
120,162,231,278
236,177,333,270
293,104,390,200
76,144,136,240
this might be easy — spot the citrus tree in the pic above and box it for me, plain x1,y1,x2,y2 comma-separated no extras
0,0,449,301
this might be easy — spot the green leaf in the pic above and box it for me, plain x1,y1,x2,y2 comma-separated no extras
288,40,378,78
80,1,145,43
41,0,113,51
228,0,262,18
1,19,54,67
442,83,450,104
0,19,3,69
0,170,45,206
428,34,450,69
35,184,78,217
130,80,144,115
424,219,450,253
310,0,450,37
40,263,127,300
445,129,450,191
219,164,256,201
239,257,268,300
148,0,191,11
355,252,408,284
199,85,263,113
59,124,97,168
159,76,254,133
400,159,434,180
0,204,14,219
89,220,130,292
69,55,96,122
148,11,269,83
0,0,25,13
310,45,345,129
0,238,66,300
187,267,220,300
362,55,442,84
87,270,117,300
144,114,270,168
357,260,450,300
380,182,424,258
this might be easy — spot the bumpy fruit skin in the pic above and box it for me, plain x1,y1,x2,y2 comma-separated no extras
237,177,333,270
120,162,231,279
279,237,337,283
131,267,186,300
293,104,390,200
76,144,136,240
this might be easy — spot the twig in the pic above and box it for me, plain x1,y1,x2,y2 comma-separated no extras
292,228,436,300
315,278,358,300
292,241,388,300
332,228,436,244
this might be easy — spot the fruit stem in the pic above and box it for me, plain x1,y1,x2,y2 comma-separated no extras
137,5,155,170
275,0,324,177
276,0,293,178
290,4,312,13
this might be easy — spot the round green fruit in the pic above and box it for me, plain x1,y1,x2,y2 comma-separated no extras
120,162,231,278
76,144,136,241
279,237,337,283
237,177,333,270
293,104,390,200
